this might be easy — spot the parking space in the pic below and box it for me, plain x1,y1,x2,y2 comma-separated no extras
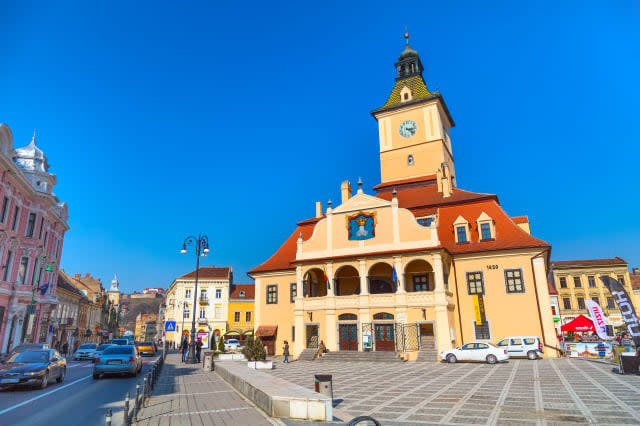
267,358,640,425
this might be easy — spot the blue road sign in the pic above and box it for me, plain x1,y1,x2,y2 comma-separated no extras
164,321,176,332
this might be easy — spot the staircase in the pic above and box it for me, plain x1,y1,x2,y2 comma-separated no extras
296,348,317,361
416,336,439,361
318,350,404,362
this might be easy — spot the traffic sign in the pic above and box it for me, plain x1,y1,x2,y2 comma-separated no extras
165,321,176,332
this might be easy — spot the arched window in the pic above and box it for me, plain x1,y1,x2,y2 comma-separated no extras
373,312,394,320
338,313,357,321
404,93,409,100
407,155,414,166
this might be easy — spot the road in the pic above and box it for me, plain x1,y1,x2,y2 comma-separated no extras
0,354,162,426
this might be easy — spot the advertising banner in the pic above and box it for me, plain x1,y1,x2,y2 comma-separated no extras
586,300,609,340
600,276,640,347
565,342,612,358
473,294,486,326
197,332,210,349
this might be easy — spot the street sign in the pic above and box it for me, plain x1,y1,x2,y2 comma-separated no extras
164,321,176,332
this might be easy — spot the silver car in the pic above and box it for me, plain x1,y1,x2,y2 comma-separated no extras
74,343,98,360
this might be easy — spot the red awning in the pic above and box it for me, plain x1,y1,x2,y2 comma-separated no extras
561,314,595,332
255,326,277,337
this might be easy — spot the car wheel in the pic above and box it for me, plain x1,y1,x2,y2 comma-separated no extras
446,354,457,363
93,373,100,380
527,350,538,360
40,372,49,389
57,368,66,383
486,354,497,364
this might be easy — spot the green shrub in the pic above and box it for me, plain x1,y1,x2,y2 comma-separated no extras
242,335,266,361
218,339,225,352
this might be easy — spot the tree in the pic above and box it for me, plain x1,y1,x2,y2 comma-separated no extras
218,339,225,353
242,335,266,361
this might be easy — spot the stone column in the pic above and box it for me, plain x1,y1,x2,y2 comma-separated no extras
359,259,368,295
394,256,405,294
293,310,304,357
325,310,337,352
432,253,453,355
1,313,14,352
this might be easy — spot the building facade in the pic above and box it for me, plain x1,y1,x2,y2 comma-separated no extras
226,284,254,342
551,258,638,331
135,313,158,341
164,266,232,348
51,272,83,351
0,126,69,353
249,36,558,359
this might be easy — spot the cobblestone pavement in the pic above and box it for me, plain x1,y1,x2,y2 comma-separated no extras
135,353,275,426
268,358,640,425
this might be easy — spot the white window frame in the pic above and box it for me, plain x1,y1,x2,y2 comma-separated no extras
215,289,222,299
476,212,495,241
453,215,470,243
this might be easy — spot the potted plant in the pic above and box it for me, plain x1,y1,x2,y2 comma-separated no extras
243,336,271,369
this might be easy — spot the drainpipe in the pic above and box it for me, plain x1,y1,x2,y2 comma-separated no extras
451,257,464,345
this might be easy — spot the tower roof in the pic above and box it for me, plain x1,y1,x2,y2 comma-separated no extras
13,131,50,173
110,273,120,292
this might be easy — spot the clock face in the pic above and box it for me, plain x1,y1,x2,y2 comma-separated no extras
399,120,418,138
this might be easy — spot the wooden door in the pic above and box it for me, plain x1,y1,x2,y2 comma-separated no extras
339,324,358,351
375,324,395,351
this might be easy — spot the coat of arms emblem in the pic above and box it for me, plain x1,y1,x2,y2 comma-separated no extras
346,212,376,240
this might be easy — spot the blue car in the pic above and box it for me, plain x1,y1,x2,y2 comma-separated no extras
93,345,141,379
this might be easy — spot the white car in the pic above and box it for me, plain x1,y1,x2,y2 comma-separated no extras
496,336,543,360
74,343,98,360
224,339,241,351
440,342,509,364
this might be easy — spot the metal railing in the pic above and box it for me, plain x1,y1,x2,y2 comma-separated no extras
106,348,167,425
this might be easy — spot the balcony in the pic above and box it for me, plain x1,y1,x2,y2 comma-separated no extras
199,298,208,305
300,291,438,311
197,317,208,324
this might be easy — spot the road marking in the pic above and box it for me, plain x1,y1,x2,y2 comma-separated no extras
0,374,92,415
68,362,92,368
158,407,252,417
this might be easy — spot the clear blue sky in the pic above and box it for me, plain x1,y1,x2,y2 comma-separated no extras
1,1,639,293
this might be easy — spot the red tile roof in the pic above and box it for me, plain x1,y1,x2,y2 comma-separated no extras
373,175,437,191
511,216,529,224
230,284,255,300
249,184,548,275
179,266,232,280
255,326,277,337
551,257,627,267
547,277,558,295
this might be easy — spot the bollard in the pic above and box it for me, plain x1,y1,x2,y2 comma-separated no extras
143,377,148,401
134,382,140,421
124,392,130,426
105,409,112,426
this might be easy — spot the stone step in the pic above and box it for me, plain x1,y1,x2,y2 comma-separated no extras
296,348,317,361
416,350,439,362
318,351,404,362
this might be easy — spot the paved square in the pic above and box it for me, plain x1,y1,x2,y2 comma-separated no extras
268,358,640,425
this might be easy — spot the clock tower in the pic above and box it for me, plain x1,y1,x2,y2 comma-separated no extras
372,34,456,186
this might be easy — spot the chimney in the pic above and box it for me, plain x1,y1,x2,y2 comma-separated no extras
437,162,453,198
85,273,90,278
74,273,81,279
315,201,323,218
633,267,639,275
341,180,352,204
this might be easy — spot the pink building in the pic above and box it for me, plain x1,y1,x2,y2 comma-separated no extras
0,125,69,353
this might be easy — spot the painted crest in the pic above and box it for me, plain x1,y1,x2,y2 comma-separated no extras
346,211,376,240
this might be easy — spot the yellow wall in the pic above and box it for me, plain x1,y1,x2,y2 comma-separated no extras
227,300,254,332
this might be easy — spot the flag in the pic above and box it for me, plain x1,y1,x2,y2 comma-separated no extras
600,276,640,347
392,266,397,283
585,300,609,340
322,265,328,282
38,282,49,295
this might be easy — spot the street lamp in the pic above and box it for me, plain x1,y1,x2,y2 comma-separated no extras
27,254,57,316
180,234,209,364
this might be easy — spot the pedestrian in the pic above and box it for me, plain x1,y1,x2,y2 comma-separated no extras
283,340,290,363
196,338,202,363
180,337,188,362
317,340,326,358
62,342,69,357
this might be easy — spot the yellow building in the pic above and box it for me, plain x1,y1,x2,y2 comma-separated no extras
551,258,639,332
249,35,558,360
225,284,255,342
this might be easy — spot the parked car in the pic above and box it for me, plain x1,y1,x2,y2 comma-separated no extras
496,336,543,360
110,339,128,345
93,345,142,379
440,342,509,364
0,349,66,390
0,343,49,363
224,339,241,351
92,344,113,362
74,343,98,360
135,342,155,356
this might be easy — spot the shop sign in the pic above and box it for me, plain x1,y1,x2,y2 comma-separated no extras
565,342,612,358
553,317,560,322
362,332,372,349
473,294,486,326
197,332,209,349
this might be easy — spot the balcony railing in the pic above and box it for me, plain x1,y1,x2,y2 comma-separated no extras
199,297,208,305
301,291,437,310
197,317,208,324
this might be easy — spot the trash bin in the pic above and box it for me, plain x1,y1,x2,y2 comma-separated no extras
203,351,214,371
314,374,333,400
620,353,640,375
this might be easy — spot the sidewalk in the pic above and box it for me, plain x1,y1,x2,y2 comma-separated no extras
135,352,277,425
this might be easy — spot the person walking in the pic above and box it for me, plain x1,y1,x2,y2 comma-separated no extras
283,340,290,363
62,342,69,358
196,338,203,363
180,337,188,362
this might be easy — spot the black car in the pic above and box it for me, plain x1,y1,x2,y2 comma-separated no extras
0,349,66,390
0,343,49,363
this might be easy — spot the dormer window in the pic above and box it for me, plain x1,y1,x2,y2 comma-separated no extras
404,93,409,100
453,216,470,243
417,216,434,227
239,291,245,297
407,155,414,165
476,212,495,241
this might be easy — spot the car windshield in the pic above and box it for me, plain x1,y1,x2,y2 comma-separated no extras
111,340,127,345
104,346,133,355
15,344,44,353
97,344,112,351
79,344,97,349
227,340,238,344
10,351,49,363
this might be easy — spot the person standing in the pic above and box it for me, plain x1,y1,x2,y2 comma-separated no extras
180,337,188,362
283,340,290,363
196,338,202,363
62,342,69,358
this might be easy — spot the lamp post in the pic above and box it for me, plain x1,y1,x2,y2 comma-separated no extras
180,234,209,364
25,254,57,343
